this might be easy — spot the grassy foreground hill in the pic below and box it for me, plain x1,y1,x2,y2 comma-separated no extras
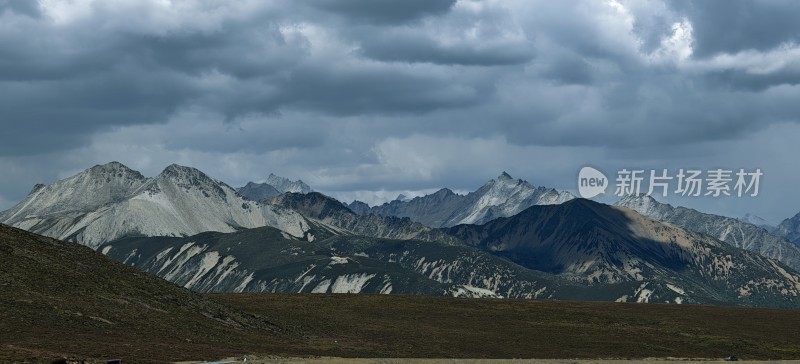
0,224,292,363
4,223,800,362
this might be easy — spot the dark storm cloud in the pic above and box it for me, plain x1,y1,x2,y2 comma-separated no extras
307,0,456,25
277,65,489,115
127,29,308,79
2,0,800,219
703,68,800,91
538,54,595,85
0,0,490,156
486,74,786,151
348,3,534,66
153,112,330,154
355,28,534,66
0,0,41,18
0,67,190,155
671,0,800,57
4,0,799,154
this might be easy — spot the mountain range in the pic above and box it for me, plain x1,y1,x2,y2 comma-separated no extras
777,212,800,245
3,162,800,307
448,199,800,305
8,222,800,362
738,213,774,230
0,162,314,249
615,194,800,271
349,172,575,227
96,197,800,306
237,173,313,201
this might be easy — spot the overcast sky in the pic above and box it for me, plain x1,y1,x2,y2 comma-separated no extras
1,0,800,222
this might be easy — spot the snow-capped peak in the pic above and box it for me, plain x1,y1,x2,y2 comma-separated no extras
497,171,514,181
455,173,574,225
2,161,149,221
1,163,316,249
266,173,313,194
615,194,665,217
739,213,774,228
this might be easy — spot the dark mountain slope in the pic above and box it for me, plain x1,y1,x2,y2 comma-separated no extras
271,192,461,244
447,199,800,306
616,194,800,270
0,224,287,363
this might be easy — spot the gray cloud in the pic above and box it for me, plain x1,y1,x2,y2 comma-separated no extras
0,0,41,18
356,31,535,66
671,0,800,57
351,3,534,66
307,0,456,25
2,0,800,222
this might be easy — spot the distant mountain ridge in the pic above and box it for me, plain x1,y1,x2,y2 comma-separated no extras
267,173,313,194
615,194,800,271
97,199,800,307
351,172,575,228
270,192,461,244
237,173,313,202
739,213,775,230
0,162,315,248
5,161,800,307
237,181,282,201
777,212,800,245
446,198,800,306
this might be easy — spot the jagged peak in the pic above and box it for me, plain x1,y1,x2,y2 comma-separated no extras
51,162,146,189
28,183,46,195
160,164,205,176
84,161,144,178
487,172,534,189
266,173,313,193
157,164,222,188
617,193,659,204
90,161,130,171
432,188,456,197
267,173,289,182
614,194,688,220
477,172,535,193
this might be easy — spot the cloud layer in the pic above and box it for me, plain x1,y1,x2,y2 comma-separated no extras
1,0,800,221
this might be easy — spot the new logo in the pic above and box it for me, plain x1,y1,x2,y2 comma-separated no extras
578,166,608,198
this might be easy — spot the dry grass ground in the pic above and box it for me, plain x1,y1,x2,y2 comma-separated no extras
4,224,800,363
209,293,800,360
180,359,800,364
